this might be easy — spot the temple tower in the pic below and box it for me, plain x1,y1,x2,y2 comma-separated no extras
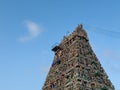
42,25,114,90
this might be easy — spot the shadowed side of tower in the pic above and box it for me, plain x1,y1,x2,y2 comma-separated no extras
42,25,115,90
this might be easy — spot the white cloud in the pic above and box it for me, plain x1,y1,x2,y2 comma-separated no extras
19,20,42,42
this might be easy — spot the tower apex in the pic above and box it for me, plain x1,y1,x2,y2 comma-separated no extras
76,24,83,30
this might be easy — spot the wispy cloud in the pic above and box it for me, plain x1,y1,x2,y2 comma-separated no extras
19,20,42,42
102,49,120,73
40,66,50,73
103,50,120,60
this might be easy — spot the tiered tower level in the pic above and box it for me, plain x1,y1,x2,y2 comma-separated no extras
42,25,114,90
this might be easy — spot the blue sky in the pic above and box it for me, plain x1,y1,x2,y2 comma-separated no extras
0,0,120,90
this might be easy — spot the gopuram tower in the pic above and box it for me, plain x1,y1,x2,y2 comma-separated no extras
42,25,114,90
